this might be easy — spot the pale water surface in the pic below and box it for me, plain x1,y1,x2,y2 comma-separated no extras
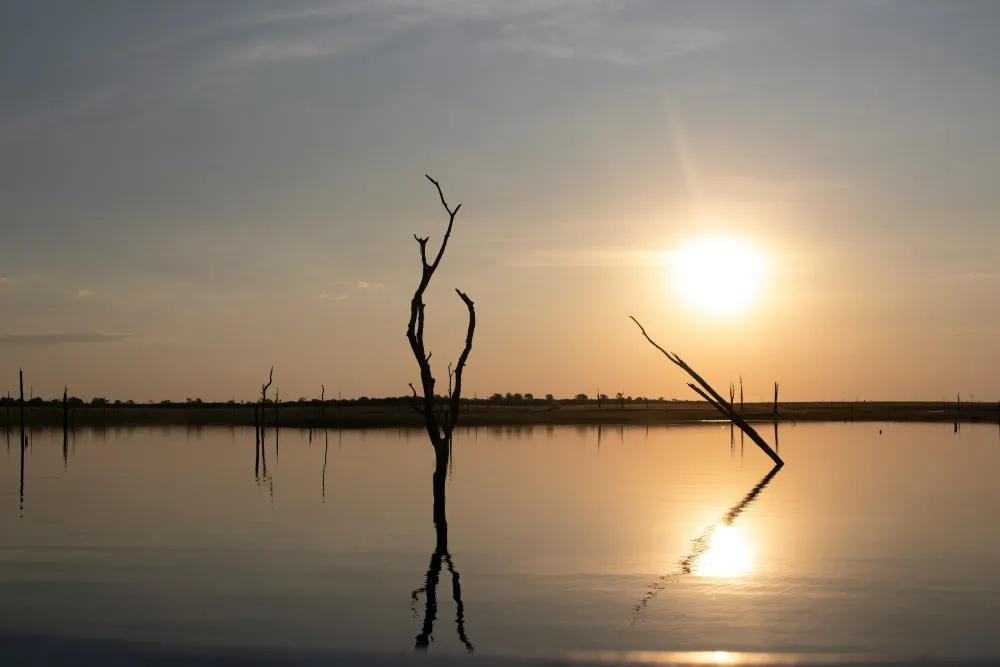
1,423,999,658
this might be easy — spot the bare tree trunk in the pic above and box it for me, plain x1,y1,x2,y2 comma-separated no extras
19,369,25,448
739,376,744,412
63,387,69,469
19,369,25,517
774,382,779,416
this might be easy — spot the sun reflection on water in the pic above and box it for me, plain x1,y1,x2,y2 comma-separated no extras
693,525,753,578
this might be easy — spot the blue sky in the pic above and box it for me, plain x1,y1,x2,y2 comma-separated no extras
1,1,999,401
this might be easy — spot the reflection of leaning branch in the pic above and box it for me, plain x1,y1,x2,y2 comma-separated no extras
632,463,782,622
629,317,783,467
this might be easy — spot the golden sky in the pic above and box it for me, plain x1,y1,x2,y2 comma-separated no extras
1,2,999,401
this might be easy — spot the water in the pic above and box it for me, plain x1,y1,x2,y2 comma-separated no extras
1,423,999,658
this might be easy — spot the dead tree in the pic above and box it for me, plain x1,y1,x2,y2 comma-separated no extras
407,176,476,462
407,175,476,550
630,318,782,467
63,387,69,468
774,382,779,416
260,367,273,427
19,369,25,446
739,376,744,411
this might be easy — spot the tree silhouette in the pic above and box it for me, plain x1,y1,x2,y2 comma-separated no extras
405,175,476,653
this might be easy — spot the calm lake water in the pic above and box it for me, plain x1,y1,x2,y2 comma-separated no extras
1,422,999,658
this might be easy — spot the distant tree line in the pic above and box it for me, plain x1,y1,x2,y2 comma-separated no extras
0,394,689,408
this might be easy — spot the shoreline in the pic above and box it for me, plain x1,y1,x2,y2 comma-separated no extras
2,401,998,430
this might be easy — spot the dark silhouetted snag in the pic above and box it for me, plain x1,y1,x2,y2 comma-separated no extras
19,369,25,517
19,369,25,443
629,317,783,467
406,175,476,467
321,385,326,417
739,376,744,411
275,388,280,460
62,387,69,469
259,366,274,431
774,382,780,415
405,176,476,654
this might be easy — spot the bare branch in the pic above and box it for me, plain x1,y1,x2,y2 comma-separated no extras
448,290,476,435
261,366,274,402
414,235,430,268
408,383,426,417
423,174,461,271
630,317,783,467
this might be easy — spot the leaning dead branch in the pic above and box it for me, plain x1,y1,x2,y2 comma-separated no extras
629,317,783,467
406,175,476,453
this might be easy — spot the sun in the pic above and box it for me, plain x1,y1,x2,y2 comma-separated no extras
670,236,765,314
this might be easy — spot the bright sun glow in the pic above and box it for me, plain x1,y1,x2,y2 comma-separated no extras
694,525,752,578
671,236,765,314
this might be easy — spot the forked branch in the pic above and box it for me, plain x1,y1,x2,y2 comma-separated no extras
630,317,783,467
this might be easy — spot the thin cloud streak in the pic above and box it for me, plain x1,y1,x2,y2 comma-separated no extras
219,1,726,68
0,332,141,345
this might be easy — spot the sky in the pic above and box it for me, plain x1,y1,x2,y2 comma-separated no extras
1,0,999,403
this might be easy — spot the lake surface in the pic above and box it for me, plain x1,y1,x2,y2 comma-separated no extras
1,422,999,659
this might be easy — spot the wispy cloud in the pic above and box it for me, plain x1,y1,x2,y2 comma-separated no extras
0,332,140,345
356,281,385,289
956,272,1000,281
218,1,726,68
318,292,348,301
490,12,726,65
73,289,97,299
